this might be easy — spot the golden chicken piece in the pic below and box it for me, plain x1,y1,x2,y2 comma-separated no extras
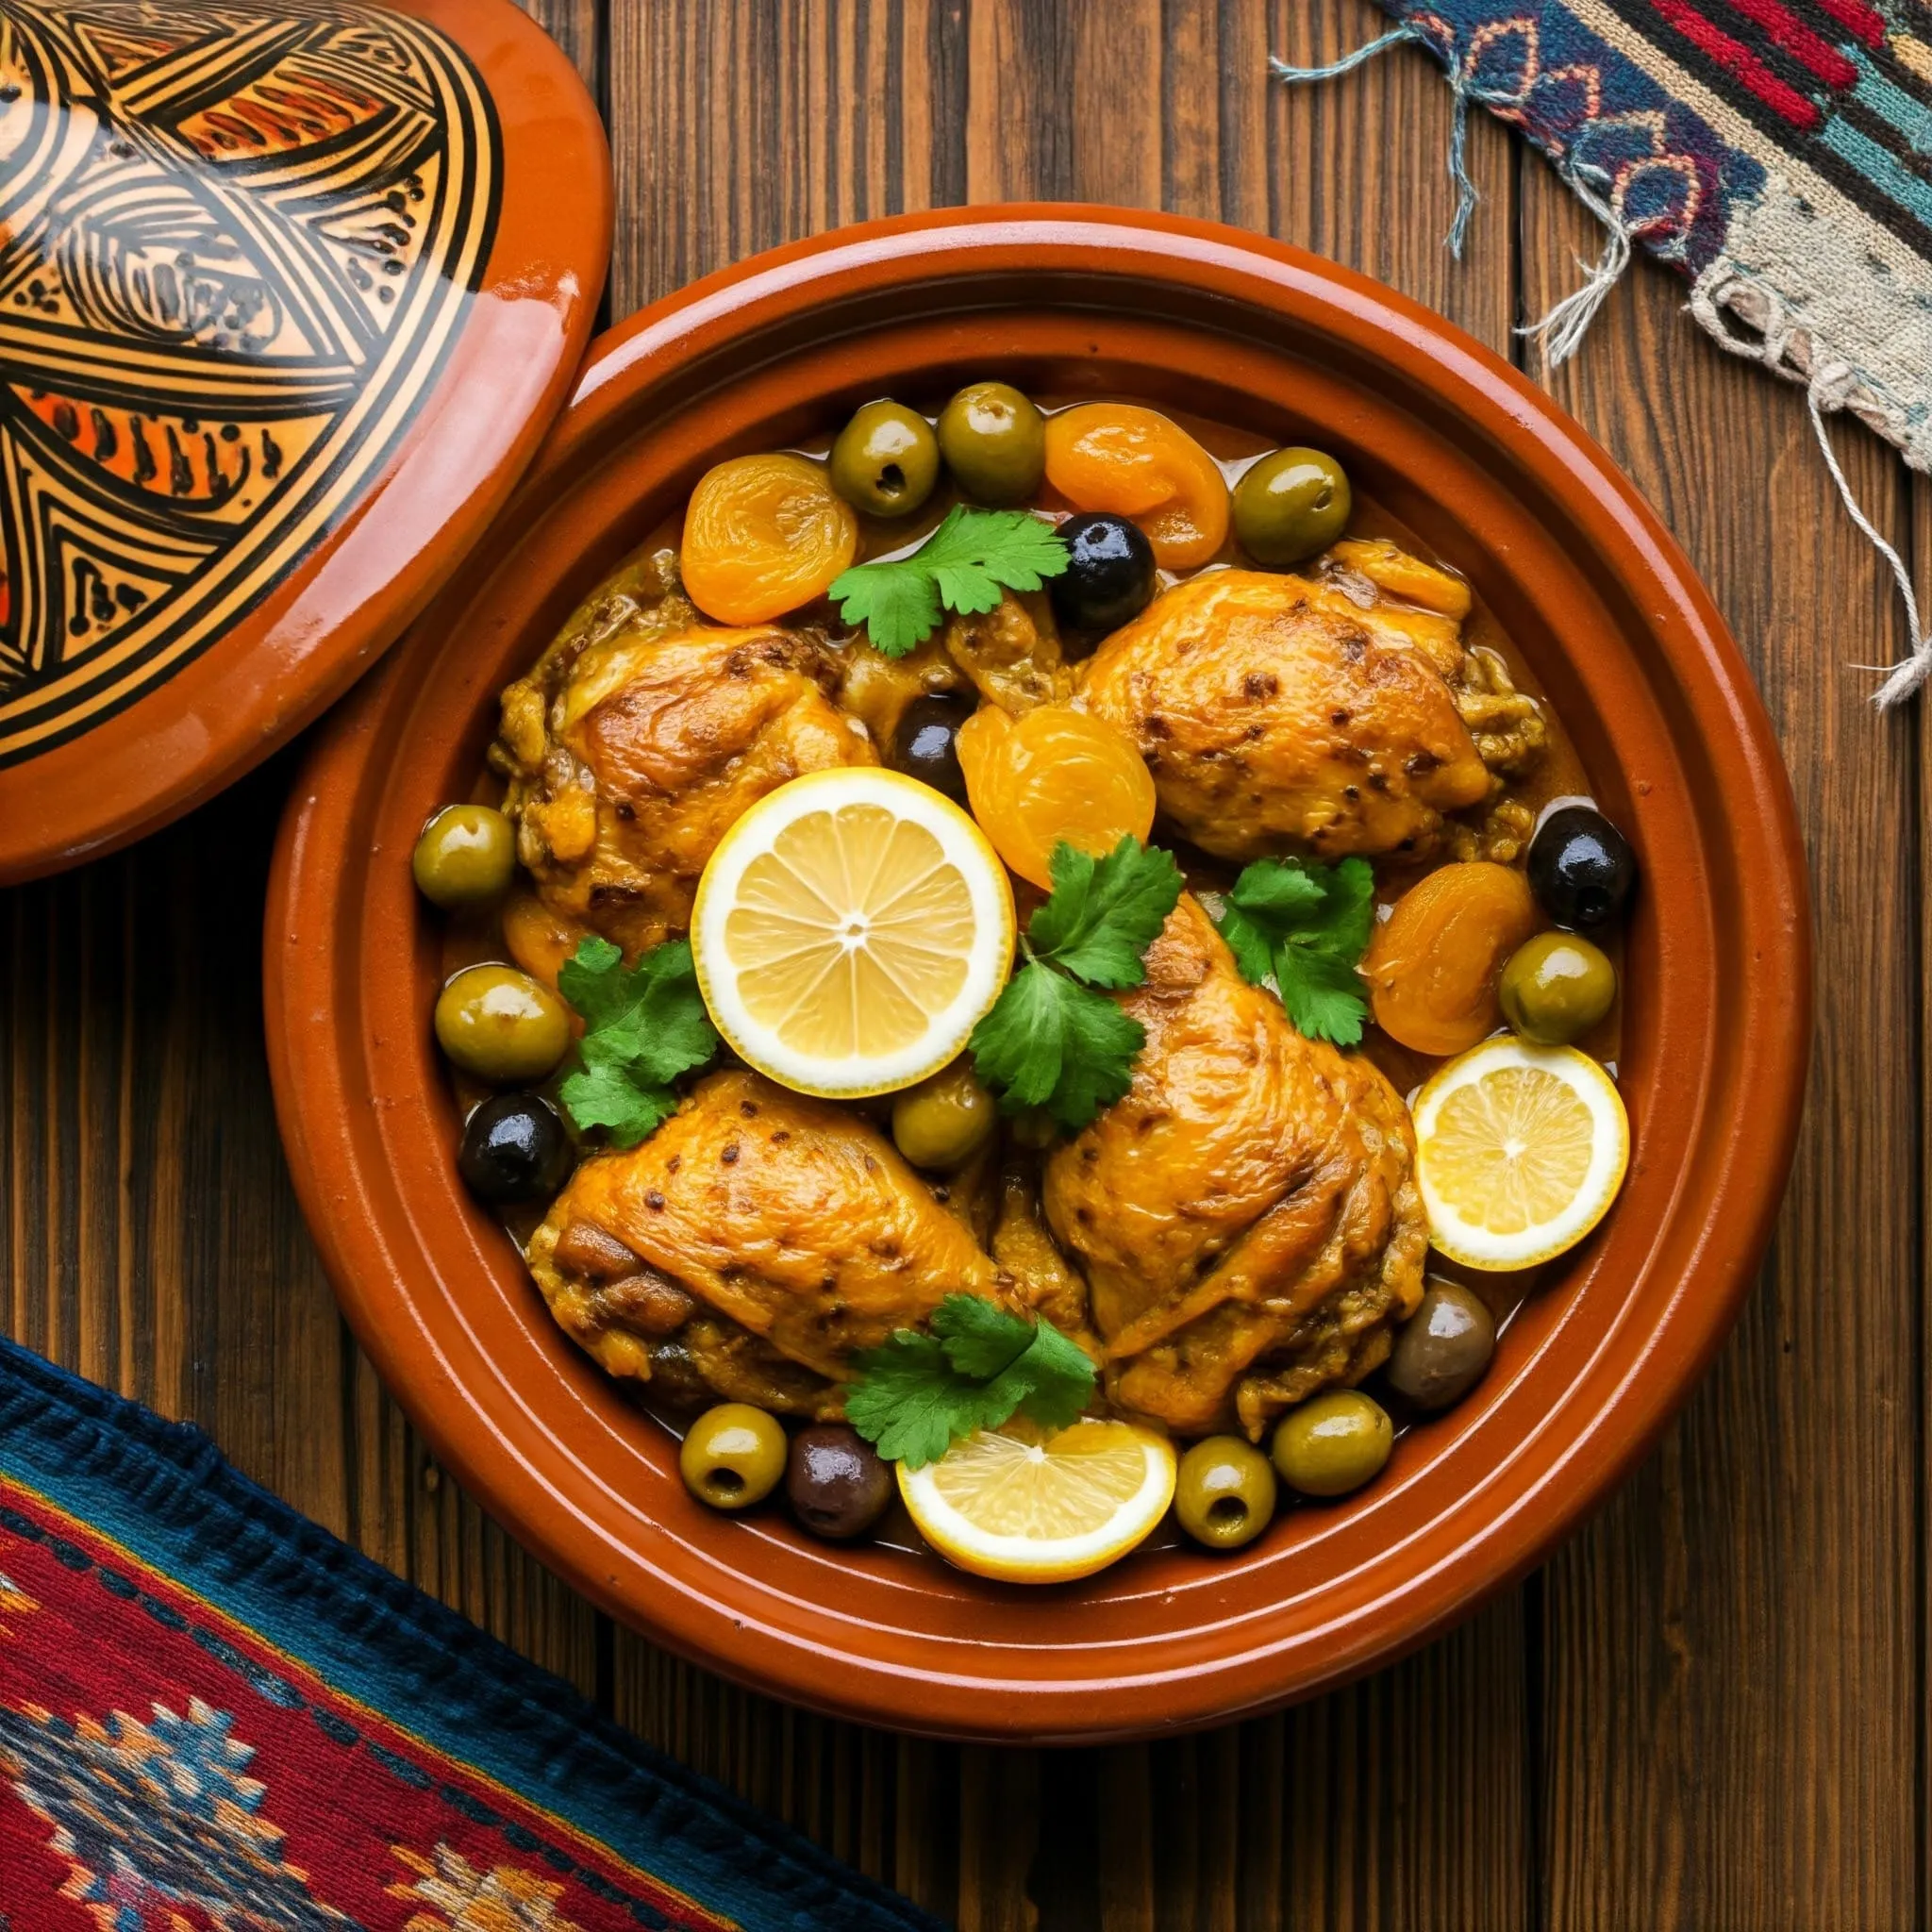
527,1070,1014,1415
1042,896,1427,1439
1079,569,1494,862
943,591,1074,713
492,560,875,957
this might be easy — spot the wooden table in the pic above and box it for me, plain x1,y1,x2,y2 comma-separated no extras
6,3,1903,1924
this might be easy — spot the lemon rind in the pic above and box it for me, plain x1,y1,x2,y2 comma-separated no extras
691,767,1016,1099
1412,1038,1630,1272
896,1427,1178,1584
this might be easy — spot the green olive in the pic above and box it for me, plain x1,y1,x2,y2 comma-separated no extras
829,400,940,518
891,1058,997,1170
1271,1390,1393,1498
433,963,570,1083
1233,446,1353,566
1386,1281,1495,1412
1499,930,1617,1045
412,804,516,910
680,1403,788,1510
1174,1435,1277,1551
937,381,1046,506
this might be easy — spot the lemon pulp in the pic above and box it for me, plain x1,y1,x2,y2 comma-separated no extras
897,1421,1176,1584
727,804,975,1058
692,768,1013,1097
1413,1039,1628,1270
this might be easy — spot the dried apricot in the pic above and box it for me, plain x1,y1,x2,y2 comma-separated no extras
501,888,592,996
1043,404,1230,571
958,703,1156,887
1328,538,1472,619
1363,862,1539,1058
680,453,858,625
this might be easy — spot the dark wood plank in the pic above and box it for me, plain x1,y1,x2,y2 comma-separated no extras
1520,169,1921,1930
5,2,1910,1925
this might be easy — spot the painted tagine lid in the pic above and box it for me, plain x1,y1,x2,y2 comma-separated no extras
0,0,611,882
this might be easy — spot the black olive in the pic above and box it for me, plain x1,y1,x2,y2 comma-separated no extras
458,1093,574,1204
1526,805,1636,932
1049,511,1157,635
1385,1282,1495,1412
889,694,973,802
785,1424,893,1540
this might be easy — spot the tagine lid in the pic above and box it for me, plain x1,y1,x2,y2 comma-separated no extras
0,0,611,883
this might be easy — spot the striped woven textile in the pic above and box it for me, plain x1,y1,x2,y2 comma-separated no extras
1286,0,1932,698
0,1336,943,1932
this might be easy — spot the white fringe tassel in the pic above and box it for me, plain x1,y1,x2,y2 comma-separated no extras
1807,364,1930,708
1518,171,1633,366
1270,25,1484,259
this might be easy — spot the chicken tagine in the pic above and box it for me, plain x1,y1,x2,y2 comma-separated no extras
414,382,1637,1583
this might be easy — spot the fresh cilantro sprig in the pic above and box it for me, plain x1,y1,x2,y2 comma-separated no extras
556,936,719,1147
1214,857,1375,1046
969,837,1183,1133
829,506,1070,657
845,1293,1097,1468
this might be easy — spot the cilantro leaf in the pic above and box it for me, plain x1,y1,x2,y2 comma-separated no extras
917,506,1070,591
828,506,1070,657
977,1319,1097,1434
969,960,1146,1131
846,1293,1098,1467
824,564,939,658
842,1328,989,1468
968,837,1181,1133
930,1293,1036,1379
1214,898,1278,989
1027,838,1183,990
556,937,719,1148
1214,856,1377,1046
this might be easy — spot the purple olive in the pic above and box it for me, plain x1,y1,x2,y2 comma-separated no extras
785,1424,892,1541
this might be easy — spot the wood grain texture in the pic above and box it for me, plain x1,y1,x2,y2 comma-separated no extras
1522,160,1921,1931
0,1,1903,1926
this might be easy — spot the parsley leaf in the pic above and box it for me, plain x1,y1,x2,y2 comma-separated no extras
970,961,1147,1131
828,506,1070,657
844,1292,1098,1468
969,837,1181,1131
1214,856,1376,1046
1027,838,1184,989
841,1329,984,1468
556,937,719,1148
826,566,939,659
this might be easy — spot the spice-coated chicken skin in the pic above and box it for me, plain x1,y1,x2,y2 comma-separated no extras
493,560,875,958
1079,570,1493,862
1042,896,1428,1438
527,1070,1015,1415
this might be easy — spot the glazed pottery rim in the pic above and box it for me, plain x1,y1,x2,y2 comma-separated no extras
266,206,1812,1743
0,0,611,885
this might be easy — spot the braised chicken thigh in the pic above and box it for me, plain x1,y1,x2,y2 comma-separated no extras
1043,895,1428,1438
413,381,1632,1574
527,1069,1013,1416
492,558,875,958
1079,569,1494,862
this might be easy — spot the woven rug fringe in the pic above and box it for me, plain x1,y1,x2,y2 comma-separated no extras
1807,366,1930,705
1517,167,1636,367
1271,20,1932,709
1271,26,1482,256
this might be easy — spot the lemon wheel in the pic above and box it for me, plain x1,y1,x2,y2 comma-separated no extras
691,767,1014,1098
897,1421,1176,1584
1412,1037,1629,1271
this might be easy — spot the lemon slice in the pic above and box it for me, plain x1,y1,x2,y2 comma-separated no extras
692,767,1014,1097
897,1421,1177,1584
1412,1037,1629,1270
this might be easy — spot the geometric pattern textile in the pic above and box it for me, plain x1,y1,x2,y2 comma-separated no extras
0,1335,946,1932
